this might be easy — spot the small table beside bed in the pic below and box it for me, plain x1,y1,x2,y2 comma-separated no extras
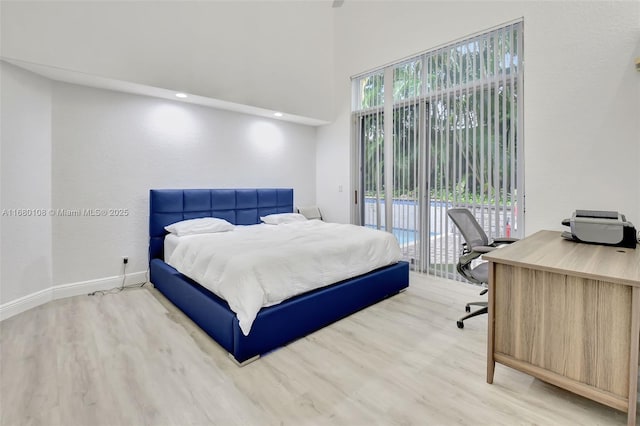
149,188,410,365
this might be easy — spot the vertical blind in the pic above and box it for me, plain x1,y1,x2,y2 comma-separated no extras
352,20,524,279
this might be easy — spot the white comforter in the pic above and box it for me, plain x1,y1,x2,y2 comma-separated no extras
167,221,402,336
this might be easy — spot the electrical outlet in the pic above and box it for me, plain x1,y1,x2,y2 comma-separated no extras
122,256,128,265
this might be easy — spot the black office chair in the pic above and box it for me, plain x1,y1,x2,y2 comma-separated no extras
447,208,518,329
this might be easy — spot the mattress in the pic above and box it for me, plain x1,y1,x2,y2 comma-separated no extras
166,221,402,335
164,233,181,261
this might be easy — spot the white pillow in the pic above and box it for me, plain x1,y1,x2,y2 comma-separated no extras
260,213,308,225
165,217,234,236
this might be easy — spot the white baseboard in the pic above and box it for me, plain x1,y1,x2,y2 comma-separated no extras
0,270,148,322
52,271,148,299
0,288,53,322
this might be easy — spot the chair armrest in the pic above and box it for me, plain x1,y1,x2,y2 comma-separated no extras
493,237,519,244
459,251,483,265
472,245,497,254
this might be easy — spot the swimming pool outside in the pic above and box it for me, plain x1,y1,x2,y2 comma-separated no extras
364,198,517,277
364,197,516,240
366,226,438,246
392,228,417,245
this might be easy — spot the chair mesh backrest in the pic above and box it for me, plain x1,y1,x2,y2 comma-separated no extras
447,208,489,249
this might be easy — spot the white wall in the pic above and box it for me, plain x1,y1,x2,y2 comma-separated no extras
636,35,640,219
51,83,317,286
1,63,317,308
1,1,334,121
318,1,640,233
0,62,53,304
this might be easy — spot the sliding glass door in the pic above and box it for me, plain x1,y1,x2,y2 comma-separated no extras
355,100,428,271
352,21,524,279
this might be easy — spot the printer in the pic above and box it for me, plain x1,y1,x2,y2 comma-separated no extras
561,210,637,249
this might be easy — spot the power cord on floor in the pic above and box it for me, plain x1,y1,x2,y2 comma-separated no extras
88,262,149,296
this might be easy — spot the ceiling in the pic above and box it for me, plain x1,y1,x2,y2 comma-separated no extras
1,1,337,126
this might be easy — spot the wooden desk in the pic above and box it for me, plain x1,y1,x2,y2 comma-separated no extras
483,230,640,425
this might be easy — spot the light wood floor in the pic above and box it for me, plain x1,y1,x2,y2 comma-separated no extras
1,272,635,426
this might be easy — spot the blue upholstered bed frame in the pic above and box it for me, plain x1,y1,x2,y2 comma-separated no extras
149,188,409,364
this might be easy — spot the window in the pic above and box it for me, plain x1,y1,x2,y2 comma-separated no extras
352,20,524,278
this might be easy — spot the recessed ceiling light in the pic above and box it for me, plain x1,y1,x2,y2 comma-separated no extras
175,93,188,98
273,112,283,117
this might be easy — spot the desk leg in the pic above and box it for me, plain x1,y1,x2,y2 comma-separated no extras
487,261,496,384
627,287,639,426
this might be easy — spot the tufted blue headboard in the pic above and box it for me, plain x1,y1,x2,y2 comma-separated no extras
149,188,294,261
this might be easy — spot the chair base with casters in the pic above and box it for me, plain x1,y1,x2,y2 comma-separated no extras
457,289,487,329
455,261,489,329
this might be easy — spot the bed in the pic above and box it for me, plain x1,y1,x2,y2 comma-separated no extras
149,188,410,364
